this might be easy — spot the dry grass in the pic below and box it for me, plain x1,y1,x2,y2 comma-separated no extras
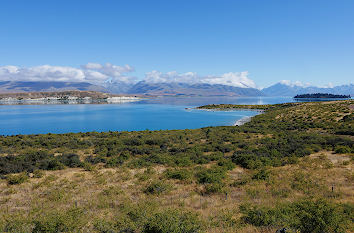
0,150,352,232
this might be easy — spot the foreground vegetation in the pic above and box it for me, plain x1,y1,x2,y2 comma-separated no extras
0,100,353,232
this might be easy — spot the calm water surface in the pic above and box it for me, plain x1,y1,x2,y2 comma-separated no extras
0,97,294,135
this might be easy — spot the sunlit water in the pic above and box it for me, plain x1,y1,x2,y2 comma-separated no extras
0,97,295,135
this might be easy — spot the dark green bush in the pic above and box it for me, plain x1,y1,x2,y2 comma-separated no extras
217,158,235,170
144,181,171,195
59,153,82,168
39,158,65,170
164,169,192,181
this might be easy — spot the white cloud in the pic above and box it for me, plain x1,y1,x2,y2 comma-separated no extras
0,65,86,82
144,71,199,84
144,70,257,88
0,63,136,84
0,64,257,88
279,80,311,88
320,82,334,88
202,71,256,88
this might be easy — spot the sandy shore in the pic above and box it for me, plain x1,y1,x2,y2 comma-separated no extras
233,116,253,126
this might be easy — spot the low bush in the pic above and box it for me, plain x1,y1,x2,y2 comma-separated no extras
32,208,85,232
335,145,351,154
195,166,226,184
203,183,225,194
217,158,235,170
59,153,82,168
241,199,351,233
33,169,44,178
143,209,202,233
164,169,192,181
6,172,28,185
144,181,171,195
252,168,271,181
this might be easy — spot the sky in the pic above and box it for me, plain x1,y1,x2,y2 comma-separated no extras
0,0,353,88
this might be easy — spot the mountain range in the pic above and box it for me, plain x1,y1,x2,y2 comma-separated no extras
262,83,354,97
0,80,352,97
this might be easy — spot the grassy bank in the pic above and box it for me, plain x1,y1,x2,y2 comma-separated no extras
0,100,353,232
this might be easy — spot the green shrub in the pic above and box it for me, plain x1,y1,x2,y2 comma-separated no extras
0,216,33,233
32,208,85,232
231,174,252,187
335,145,351,154
39,158,65,170
204,183,224,194
33,169,44,178
195,167,226,184
59,153,82,168
144,181,171,195
292,199,348,233
7,172,28,185
252,168,271,181
217,158,235,170
164,169,192,181
106,156,125,167
241,199,350,233
82,162,95,171
142,209,202,233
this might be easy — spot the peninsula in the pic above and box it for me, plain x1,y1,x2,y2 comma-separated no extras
0,91,142,104
294,93,351,99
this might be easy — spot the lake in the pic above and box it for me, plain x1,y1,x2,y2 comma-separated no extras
0,97,294,135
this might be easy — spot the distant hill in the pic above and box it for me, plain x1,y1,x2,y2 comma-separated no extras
0,80,353,97
262,83,354,97
0,81,106,93
126,81,264,96
0,81,264,96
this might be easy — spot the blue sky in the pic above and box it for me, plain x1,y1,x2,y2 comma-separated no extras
0,0,353,88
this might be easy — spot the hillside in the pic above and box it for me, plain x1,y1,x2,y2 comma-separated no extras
0,100,353,232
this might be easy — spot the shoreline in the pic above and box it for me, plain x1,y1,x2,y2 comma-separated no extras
233,116,253,126
194,107,264,127
0,96,143,105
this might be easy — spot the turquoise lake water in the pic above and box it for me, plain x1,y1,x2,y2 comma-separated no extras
0,97,295,135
